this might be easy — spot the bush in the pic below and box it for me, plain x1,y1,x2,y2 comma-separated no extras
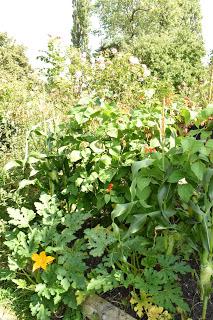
40,38,175,110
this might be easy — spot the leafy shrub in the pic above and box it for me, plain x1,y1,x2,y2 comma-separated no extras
40,37,177,110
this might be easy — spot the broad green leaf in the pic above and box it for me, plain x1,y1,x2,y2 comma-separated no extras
85,226,115,257
110,195,125,203
58,146,67,154
178,184,194,203
157,184,169,207
99,154,112,166
200,214,211,253
137,177,151,191
36,304,51,320
104,194,111,204
203,168,213,192
18,179,36,190
127,211,161,235
136,186,151,201
0,268,15,280
70,150,82,162
161,209,176,221
78,96,91,105
198,104,213,122
191,161,206,181
76,290,86,305
107,126,118,138
112,222,120,239
4,160,21,171
206,139,213,150
98,168,117,183
90,140,105,153
189,201,204,220
132,159,154,177
168,170,184,183
8,257,20,271
8,207,35,228
109,145,121,157
30,168,39,177
87,274,117,292
111,202,134,220
181,138,203,154
61,278,70,291
130,178,137,201
12,279,27,288
209,178,213,201
150,138,161,148
180,108,191,124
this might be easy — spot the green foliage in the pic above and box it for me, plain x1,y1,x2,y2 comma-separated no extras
2,194,89,318
39,43,158,109
0,32,32,79
71,0,90,51
1,97,212,319
94,0,205,89
0,115,17,153
0,25,212,320
126,252,191,312
0,34,58,166
84,225,116,257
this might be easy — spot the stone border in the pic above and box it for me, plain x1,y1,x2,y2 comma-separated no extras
83,294,135,320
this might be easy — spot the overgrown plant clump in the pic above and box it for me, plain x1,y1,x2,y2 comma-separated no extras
0,97,212,319
0,33,61,167
40,37,178,110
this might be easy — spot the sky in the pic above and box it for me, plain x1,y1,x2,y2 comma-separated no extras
0,0,212,67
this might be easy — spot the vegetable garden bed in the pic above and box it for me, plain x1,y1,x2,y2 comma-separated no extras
1,100,212,320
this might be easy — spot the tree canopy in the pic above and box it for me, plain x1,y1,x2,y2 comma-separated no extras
71,0,90,51
0,32,32,80
94,0,205,88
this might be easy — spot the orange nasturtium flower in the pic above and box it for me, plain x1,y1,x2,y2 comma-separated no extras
32,251,55,272
144,146,156,154
106,183,113,193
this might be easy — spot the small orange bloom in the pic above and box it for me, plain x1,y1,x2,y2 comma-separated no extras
106,183,113,192
32,251,55,272
144,146,156,154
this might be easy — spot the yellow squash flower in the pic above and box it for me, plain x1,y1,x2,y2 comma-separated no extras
32,251,55,272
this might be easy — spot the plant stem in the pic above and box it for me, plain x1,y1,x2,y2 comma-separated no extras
202,295,209,320
208,66,213,103
161,98,166,173
21,269,36,285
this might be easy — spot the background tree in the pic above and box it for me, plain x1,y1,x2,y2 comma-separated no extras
71,0,90,51
0,33,44,162
0,32,32,80
94,0,205,89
